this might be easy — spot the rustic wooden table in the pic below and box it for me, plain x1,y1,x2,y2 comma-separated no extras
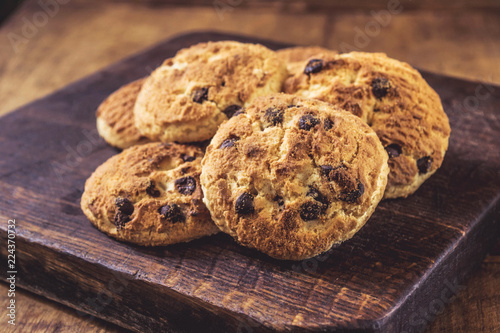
0,1,499,332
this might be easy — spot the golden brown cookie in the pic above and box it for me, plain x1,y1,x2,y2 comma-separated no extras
134,41,288,143
276,46,338,76
283,52,451,198
81,143,219,246
96,78,151,149
200,94,389,260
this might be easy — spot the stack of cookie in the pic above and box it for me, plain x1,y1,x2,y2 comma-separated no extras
82,41,450,260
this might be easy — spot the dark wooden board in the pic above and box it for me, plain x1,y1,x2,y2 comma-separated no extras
0,31,499,333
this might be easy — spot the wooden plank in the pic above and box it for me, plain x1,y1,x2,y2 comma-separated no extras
86,0,500,10
0,0,328,116
0,31,499,332
0,283,125,333
325,11,500,83
426,259,500,333
2,1,500,119
2,2,500,331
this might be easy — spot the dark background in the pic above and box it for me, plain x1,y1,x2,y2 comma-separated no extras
0,0,21,24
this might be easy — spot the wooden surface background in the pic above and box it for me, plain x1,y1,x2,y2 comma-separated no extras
0,0,499,332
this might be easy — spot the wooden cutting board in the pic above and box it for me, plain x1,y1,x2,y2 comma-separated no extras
0,31,499,333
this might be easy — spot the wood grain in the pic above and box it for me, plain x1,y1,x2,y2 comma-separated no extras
0,31,499,333
0,0,328,116
427,260,500,333
0,1,499,332
325,11,500,83
69,0,500,11
0,284,126,333
1,1,500,117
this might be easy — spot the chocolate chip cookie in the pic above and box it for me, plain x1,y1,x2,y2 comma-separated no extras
283,52,451,198
134,41,288,143
276,46,338,76
200,94,389,260
96,78,151,149
81,142,219,245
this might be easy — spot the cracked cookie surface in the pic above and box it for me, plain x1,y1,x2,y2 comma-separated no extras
200,94,389,260
81,142,219,246
96,78,151,149
134,41,288,143
283,51,451,198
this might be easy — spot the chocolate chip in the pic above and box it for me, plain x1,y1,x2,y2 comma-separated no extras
385,144,402,158
300,202,322,221
146,181,161,197
274,195,285,207
159,203,185,223
114,197,134,230
304,59,324,75
321,165,334,179
417,156,433,174
372,77,391,99
115,197,134,215
192,87,209,103
287,105,298,108
324,118,333,130
306,187,329,212
299,114,319,131
181,154,196,162
219,137,239,149
223,105,242,118
265,107,284,126
175,176,196,195
235,192,254,215
233,108,245,117
321,164,347,182
114,211,131,230
339,182,365,203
